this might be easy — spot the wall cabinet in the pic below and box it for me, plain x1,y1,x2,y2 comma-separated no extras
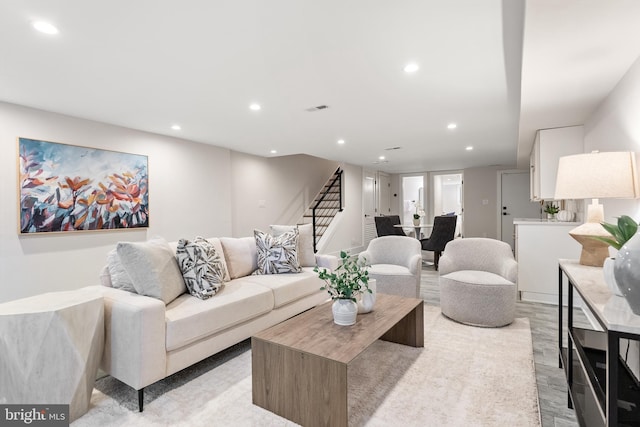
530,126,584,201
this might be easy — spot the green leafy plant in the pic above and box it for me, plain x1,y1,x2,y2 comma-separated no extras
591,215,638,250
543,203,559,215
314,251,370,301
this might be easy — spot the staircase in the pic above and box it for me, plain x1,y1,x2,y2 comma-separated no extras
302,168,343,252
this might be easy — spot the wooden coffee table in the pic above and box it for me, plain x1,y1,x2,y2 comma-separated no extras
251,293,424,427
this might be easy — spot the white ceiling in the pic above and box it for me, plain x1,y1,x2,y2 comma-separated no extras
1,1,638,174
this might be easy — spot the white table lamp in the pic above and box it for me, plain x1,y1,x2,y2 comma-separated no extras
554,151,640,266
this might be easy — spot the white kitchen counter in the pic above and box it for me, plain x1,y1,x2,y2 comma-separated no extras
515,221,582,304
514,218,582,226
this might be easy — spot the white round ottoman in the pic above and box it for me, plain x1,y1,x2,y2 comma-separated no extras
439,270,516,327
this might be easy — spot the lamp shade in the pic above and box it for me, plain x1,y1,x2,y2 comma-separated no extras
554,151,640,200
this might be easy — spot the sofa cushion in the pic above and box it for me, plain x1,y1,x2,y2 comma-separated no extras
270,223,315,267
165,281,274,351
117,238,187,305
254,229,302,274
176,237,225,300
237,267,322,308
440,270,515,286
219,237,258,279
105,249,136,292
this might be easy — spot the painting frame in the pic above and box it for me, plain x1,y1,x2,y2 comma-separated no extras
17,137,149,235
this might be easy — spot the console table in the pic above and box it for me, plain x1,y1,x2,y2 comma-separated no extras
558,259,640,426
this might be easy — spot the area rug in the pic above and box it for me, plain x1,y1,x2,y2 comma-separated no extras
73,305,540,426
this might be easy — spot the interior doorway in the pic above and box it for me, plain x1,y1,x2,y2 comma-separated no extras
432,172,463,237
401,175,424,227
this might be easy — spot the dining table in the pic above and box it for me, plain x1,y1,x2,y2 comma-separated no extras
394,223,433,240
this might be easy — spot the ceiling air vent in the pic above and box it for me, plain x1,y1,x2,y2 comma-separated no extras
384,146,402,151
305,105,329,112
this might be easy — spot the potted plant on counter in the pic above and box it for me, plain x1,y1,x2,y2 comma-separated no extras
314,251,372,325
543,203,560,221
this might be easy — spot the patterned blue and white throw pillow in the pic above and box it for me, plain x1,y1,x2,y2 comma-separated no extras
176,236,225,299
254,228,302,274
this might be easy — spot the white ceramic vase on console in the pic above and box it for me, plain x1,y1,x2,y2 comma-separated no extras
614,233,640,315
603,257,623,296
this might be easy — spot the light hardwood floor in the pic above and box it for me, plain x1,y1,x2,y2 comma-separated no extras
420,265,588,427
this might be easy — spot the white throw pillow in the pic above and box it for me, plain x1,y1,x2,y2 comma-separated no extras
106,249,136,293
117,237,187,304
219,237,258,279
254,229,302,274
176,237,225,299
270,224,315,267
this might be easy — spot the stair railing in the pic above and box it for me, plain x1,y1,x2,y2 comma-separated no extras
312,168,343,252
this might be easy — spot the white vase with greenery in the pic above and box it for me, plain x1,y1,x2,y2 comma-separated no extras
315,251,371,325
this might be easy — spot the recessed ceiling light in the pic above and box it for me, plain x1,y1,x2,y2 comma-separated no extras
378,155,386,160
171,124,181,131
249,103,261,111
32,21,59,35
403,63,419,73
447,123,457,130
465,146,473,151
337,139,345,145
270,149,277,154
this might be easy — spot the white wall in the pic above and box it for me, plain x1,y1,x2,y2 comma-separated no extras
584,55,640,222
583,54,640,378
0,103,369,304
0,102,234,303
229,151,339,237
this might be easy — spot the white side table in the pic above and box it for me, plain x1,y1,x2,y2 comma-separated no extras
0,288,104,422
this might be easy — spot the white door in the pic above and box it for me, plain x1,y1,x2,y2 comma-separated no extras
378,172,391,215
500,171,541,249
363,170,377,246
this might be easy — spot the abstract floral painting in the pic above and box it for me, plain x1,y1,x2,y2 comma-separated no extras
18,137,149,234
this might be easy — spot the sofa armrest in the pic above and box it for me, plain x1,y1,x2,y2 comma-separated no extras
94,286,167,390
315,253,339,272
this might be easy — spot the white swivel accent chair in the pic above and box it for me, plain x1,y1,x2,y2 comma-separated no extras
438,238,517,327
358,236,422,298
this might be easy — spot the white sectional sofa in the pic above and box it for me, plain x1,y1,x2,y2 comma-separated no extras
92,234,336,411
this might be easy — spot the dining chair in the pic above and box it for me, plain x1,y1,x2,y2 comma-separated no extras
420,215,457,270
374,215,407,237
